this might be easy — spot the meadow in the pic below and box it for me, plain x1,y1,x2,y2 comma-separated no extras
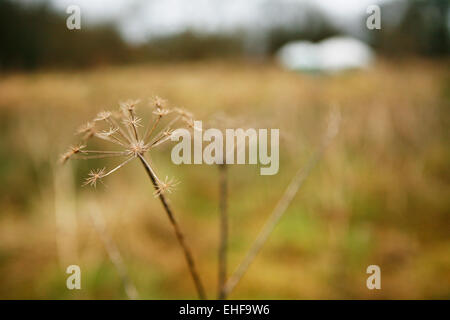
0,59,448,299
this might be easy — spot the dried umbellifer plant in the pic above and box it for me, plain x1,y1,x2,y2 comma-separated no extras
61,98,340,300
60,97,206,299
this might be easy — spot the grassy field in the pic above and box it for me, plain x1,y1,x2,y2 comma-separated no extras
0,59,448,299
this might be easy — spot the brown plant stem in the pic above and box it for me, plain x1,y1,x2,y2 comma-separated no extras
223,152,319,298
222,107,341,298
138,154,207,300
217,163,228,299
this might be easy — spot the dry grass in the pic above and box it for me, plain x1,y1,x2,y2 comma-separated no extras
0,59,448,299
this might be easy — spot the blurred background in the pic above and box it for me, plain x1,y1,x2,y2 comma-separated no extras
0,0,448,299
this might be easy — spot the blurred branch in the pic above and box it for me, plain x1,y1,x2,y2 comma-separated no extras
89,202,139,300
223,106,341,298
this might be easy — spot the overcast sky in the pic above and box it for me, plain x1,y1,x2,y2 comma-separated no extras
44,0,400,43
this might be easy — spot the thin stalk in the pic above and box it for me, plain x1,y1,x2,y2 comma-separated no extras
217,163,228,299
223,107,341,298
144,116,161,143
137,154,207,300
102,156,135,178
89,204,139,300
72,154,126,160
106,118,132,144
81,150,127,154
95,133,128,147
223,152,319,297
147,115,180,146
128,110,140,141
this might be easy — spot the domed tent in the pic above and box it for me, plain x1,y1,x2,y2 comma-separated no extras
277,36,375,73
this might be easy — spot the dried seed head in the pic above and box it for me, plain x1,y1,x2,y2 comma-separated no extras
71,144,86,153
76,121,97,140
182,116,201,131
63,96,190,193
151,96,167,109
127,140,148,156
77,122,95,134
59,144,86,164
153,107,170,117
98,127,119,137
175,107,193,119
83,168,105,188
154,176,180,196
122,115,143,128
120,99,141,112
94,111,112,122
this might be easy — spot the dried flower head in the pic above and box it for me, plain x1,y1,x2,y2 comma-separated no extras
94,111,112,122
76,122,97,141
182,116,201,132
153,176,180,197
61,97,196,190
83,168,106,188
120,99,141,112
174,107,194,119
59,144,86,164
127,140,149,157
153,108,170,117
151,96,167,109
63,98,207,299
98,127,119,137
122,115,143,128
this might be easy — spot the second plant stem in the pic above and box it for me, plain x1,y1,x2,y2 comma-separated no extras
217,163,228,299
